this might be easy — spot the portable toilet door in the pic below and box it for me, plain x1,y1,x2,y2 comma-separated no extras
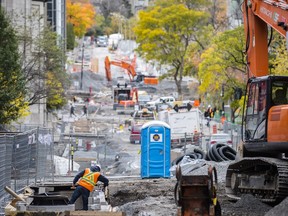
141,120,171,178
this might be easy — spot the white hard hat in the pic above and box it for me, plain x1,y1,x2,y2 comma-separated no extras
208,105,211,108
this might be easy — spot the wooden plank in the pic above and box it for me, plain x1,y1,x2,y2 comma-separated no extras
66,211,125,216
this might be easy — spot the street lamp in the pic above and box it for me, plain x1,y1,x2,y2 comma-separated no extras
80,43,84,90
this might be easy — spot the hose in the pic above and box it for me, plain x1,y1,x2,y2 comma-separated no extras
207,143,236,162
171,144,236,165
171,148,207,166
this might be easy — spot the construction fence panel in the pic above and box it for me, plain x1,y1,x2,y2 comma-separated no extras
36,128,54,182
0,136,13,202
0,127,54,215
11,129,38,193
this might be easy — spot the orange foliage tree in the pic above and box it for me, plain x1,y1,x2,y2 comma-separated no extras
67,0,96,37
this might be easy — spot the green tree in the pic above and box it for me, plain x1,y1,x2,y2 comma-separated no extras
134,1,209,95
40,28,69,111
0,8,28,125
184,0,230,79
46,71,67,110
93,14,105,35
67,23,75,50
16,19,69,111
198,26,246,121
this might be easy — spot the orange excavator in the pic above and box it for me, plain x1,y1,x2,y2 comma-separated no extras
225,0,288,203
104,56,159,85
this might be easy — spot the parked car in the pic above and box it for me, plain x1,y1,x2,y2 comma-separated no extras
129,124,142,144
209,133,232,146
96,36,108,47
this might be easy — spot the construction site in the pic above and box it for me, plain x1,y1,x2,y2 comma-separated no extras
1,50,288,215
2,0,288,214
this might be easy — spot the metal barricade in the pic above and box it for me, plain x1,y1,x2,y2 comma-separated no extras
0,127,54,215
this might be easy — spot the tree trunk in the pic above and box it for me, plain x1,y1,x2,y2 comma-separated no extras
175,79,182,96
231,108,236,123
173,62,184,98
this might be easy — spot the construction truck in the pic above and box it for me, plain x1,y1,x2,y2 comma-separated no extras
112,83,138,115
225,0,288,203
158,107,203,147
105,56,158,85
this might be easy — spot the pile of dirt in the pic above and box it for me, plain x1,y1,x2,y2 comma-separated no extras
221,194,272,216
109,178,177,216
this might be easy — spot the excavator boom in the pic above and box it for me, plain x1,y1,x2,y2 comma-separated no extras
104,56,159,85
104,56,137,82
244,0,288,78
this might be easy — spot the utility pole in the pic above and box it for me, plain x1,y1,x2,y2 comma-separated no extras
80,43,84,90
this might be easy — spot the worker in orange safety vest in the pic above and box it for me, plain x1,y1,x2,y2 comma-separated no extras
221,111,226,124
69,165,109,210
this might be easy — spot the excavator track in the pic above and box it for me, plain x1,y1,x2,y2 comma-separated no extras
226,157,288,203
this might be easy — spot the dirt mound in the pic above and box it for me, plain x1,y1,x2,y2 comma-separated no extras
110,178,176,207
117,196,177,216
221,194,272,216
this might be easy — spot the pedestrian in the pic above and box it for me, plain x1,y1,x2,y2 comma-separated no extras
69,165,109,210
73,96,77,103
205,105,213,127
70,103,77,117
221,111,226,124
83,104,87,117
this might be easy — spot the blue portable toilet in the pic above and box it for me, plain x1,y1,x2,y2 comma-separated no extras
141,120,171,178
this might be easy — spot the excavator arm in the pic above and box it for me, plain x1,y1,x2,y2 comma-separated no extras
104,56,137,82
244,0,288,77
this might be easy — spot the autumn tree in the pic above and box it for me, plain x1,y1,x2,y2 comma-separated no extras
0,8,28,125
198,26,246,121
67,0,96,37
134,0,209,95
269,34,288,76
40,28,69,110
183,0,231,80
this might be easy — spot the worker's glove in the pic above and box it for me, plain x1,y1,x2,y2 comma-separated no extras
104,187,110,203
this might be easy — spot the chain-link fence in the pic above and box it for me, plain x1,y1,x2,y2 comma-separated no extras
0,127,54,215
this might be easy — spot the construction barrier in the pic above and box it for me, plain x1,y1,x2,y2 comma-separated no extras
0,127,54,214
212,124,217,134
144,77,159,85
91,58,99,73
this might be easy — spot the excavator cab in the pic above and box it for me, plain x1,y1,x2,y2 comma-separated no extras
226,77,288,203
242,76,288,157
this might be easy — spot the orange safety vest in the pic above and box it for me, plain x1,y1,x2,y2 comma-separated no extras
221,116,226,124
78,168,101,192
